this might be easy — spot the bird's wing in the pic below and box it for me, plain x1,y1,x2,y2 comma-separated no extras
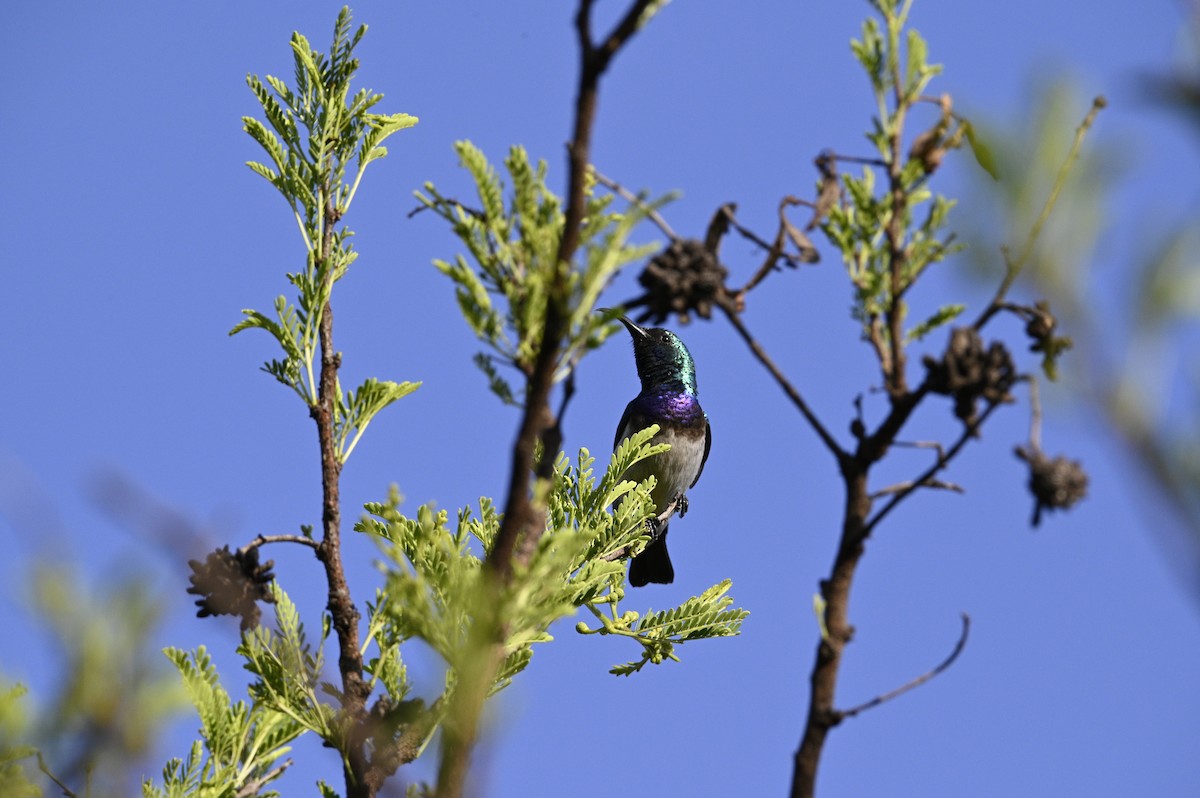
691,414,711,488
613,399,640,451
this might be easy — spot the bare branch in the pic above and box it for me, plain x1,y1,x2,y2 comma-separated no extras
235,759,294,798
719,203,812,293
869,478,964,499
974,96,1107,330
592,169,677,239
36,753,78,798
827,151,888,168
892,439,947,459
240,533,320,553
1026,375,1043,452
864,397,1006,536
837,614,971,720
717,300,848,464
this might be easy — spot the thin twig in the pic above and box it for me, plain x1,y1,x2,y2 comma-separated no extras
36,753,78,798
717,300,847,463
723,204,810,277
863,398,1005,536
592,170,677,239
240,533,320,553
869,478,964,499
828,152,888,168
974,96,1107,330
836,614,971,720
236,759,294,798
892,439,947,460
1026,375,1042,452
407,198,484,221
600,496,681,562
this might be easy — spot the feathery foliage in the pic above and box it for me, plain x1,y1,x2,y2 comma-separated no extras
417,142,672,403
357,426,748,690
144,646,303,798
231,5,420,456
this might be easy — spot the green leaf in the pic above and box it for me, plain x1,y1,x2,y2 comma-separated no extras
633,579,748,642
906,303,965,342
962,120,999,180
473,352,517,406
335,378,422,462
904,28,928,96
456,141,505,223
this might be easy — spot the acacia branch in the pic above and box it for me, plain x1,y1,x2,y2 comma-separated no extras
486,0,657,582
310,177,372,798
600,496,682,562
432,4,658,796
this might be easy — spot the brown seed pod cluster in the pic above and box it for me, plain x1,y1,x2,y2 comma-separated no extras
635,238,728,324
1015,446,1089,527
923,327,1017,425
187,545,276,631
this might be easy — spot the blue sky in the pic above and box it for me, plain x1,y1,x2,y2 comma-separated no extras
2,1,1198,796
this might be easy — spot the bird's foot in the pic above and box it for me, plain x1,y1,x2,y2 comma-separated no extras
644,516,666,543
675,493,689,518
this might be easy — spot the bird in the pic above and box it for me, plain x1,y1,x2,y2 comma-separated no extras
608,312,711,586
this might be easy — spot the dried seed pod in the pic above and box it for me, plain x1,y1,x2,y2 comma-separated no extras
186,545,276,631
635,238,729,324
1015,446,1089,526
923,327,1017,425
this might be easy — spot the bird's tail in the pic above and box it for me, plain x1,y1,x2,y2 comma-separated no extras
629,526,673,586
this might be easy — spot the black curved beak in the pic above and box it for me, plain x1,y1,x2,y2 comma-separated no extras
598,307,648,339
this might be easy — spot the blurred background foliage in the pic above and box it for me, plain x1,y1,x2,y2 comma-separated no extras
963,14,1200,597
0,565,186,797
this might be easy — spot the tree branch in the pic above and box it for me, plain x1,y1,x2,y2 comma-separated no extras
36,752,78,798
716,299,848,464
600,496,682,562
240,533,320,553
592,169,678,240
836,613,970,720
790,469,871,798
312,173,370,798
432,5,659,796
974,96,1107,330
869,477,964,499
863,397,1005,537
235,759,294,798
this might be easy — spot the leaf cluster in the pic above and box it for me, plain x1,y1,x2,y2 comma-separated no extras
356,427,748,690
828,2,994,349
231,6,420,454
416,142,669,404
145,646,303,798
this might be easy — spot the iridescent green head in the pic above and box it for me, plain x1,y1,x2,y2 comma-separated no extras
613,314,698,394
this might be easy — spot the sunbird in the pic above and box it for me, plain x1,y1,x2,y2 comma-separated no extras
609,313,710,586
